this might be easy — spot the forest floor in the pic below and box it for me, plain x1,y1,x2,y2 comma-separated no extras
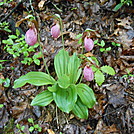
0,0,134,134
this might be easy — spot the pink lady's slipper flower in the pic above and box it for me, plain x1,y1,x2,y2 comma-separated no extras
25,28,37,46
83,66,94,81
84,37,94,51
51,23,60,38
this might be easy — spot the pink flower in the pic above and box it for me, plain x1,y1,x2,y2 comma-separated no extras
83,66,94,81
51,23,60,38
84,37,94,51
25,28,37,46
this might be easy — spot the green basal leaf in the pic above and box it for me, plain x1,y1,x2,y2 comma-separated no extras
68,53,81,84
31,90,53,106
76,84,96,108
101,65,115,75
53,84,77,113
57,74,70,89
72,97,88,119
13,72,55,88
48,83,58,92
95,70,105,86
54,49,70,79
113,3,123,11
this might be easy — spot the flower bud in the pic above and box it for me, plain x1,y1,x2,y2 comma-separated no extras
51,23,60,38
25,28,37,46
83,66,94,81
84,37,94,51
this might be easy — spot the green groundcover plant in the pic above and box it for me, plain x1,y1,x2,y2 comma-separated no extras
2,29,41,65
13,49,96,119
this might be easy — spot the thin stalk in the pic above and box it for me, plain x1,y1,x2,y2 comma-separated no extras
59,18,64,49
37,33,50,76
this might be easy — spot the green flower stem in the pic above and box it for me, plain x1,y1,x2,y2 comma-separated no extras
59,18,64,49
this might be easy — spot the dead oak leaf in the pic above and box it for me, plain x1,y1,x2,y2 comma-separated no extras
116,17,133,30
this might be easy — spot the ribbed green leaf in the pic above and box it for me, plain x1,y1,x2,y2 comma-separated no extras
77,84,96,108
54,49,69,79
68,53,81,83
13,72,55,88
53,84,77,113
57,74,70,88
31,90,53,106
72,97,88,119
95,70,105,86
101,65,115,75
48,83,58,92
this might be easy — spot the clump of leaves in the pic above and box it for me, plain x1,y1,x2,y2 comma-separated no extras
86,56,115,86
122,69,134,83
13,49,96,119
16,123,25,134
0,21,11,33
94,40,111,53
2,29,41,65
28,118,42,133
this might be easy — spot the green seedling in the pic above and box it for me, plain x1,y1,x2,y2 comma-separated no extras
0,21,11,33
94,40,111,53
16,123,25,134
28,118,42,132
86,56,115,86
2,29,41,65
111,42,121,47
122,69,134,83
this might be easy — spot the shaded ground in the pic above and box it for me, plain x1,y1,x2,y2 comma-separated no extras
0,0,134,134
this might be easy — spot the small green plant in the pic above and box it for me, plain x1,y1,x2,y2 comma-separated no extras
28,118,42,132
122,69,134,83
111,42,121,47
94,40,111,53
13,49,96,119
0,21,11,33
113,0,133,11
0,78,10,87
16,123,25,134
2,29,41,65
86,56,115,86
0,0,13,6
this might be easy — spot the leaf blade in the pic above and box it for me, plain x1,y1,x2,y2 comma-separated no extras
101,65,115,75
31,90,53,106
76,84,96,108
13,72,55,88
95,70,105,86
53,84,77,113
